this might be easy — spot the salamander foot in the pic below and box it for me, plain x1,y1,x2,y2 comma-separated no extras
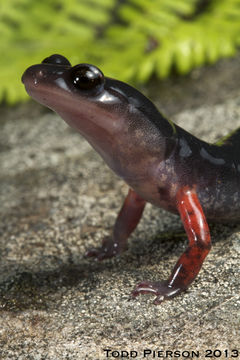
132,280,183,304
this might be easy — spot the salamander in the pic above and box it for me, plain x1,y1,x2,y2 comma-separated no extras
22,54,240,304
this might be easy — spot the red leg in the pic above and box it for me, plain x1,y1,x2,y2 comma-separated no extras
132,186,211,304
86,188,146,260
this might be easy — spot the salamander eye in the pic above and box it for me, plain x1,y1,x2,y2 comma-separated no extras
71,64,104,92
42,54,71,66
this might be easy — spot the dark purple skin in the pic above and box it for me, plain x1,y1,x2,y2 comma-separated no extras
22,54,240,304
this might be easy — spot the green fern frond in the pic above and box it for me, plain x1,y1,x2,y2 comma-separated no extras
0,0,240,104
102,0,240,81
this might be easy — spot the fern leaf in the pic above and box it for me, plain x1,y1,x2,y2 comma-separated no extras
1,0,240,104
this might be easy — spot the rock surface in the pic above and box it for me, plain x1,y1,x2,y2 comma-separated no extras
0,56,240,359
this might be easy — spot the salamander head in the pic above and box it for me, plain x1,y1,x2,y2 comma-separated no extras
22,54,175,178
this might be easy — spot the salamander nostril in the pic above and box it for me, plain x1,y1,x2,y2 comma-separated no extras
42,54,71,66
21,67,46,85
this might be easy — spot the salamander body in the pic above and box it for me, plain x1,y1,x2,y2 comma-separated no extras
22,54,239,303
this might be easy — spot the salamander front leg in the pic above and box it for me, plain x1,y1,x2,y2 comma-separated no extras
86,188,146,260
132,186,211,304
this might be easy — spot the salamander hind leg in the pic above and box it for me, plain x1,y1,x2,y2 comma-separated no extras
86,188,146,260
132,186,211,304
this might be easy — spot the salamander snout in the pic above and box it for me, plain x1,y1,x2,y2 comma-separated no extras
21,65,52,86
21,54,71,86
22,54,105,97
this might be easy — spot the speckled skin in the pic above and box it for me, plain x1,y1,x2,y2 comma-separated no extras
22,55,239,303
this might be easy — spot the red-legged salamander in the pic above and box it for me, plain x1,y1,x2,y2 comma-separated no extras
22,54,240,304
